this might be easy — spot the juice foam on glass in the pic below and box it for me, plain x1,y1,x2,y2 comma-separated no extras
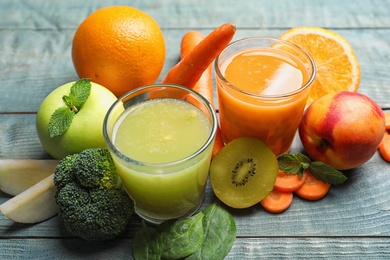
103,84,217,224
215,37,316,156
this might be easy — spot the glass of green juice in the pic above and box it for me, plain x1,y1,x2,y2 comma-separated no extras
103,84,217,224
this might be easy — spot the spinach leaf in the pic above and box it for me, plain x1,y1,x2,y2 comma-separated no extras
132,223,162,260
186,203,236,260
158,212,205,259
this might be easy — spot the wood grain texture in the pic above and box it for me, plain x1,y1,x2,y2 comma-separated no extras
0,237,389,259
1,28,390,112
1,0,390,259
1,0,389,29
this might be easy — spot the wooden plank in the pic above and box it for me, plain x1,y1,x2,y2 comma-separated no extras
2,147,390,237
0,115,48,159
0,237,389,259
1,29,390,113
1,0,389,29
1,0,390,259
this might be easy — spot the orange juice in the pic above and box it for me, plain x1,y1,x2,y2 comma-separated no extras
215,37,315,156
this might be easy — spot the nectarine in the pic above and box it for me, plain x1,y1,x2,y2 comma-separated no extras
299,91,385,170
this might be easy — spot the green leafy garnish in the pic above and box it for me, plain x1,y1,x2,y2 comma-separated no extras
48,78,91,137
132,203,237,260
186,203,236,260
132,222,162,260
309,161,348,185
277,153,311,178
158,212,205,259
277,153,347,185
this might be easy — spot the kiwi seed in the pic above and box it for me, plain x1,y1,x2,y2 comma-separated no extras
231,158,257,186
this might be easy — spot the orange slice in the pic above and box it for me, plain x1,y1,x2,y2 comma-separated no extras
280,26,360,105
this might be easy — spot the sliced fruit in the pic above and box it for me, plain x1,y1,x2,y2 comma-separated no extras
0,174,58,223
279,26,360,105
209,137,278,209
0,159,58,196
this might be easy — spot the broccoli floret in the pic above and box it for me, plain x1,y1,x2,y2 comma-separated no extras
74,148,119,189
54,148,134,241
53,153,77,190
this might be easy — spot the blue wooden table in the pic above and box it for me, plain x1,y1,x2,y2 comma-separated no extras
1,0,390,259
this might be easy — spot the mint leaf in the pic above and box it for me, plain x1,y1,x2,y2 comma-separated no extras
309,161,347,185
277,153,348,184
48,106,75,137
277,153,311,177
68,78,91,109
62,95,72,107
48,78,91,137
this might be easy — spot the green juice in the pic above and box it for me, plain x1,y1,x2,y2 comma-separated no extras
112,98,214,222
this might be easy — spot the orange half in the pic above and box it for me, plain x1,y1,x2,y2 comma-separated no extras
280,26,360,105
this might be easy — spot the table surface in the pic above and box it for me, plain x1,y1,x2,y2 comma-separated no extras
1,0,390,259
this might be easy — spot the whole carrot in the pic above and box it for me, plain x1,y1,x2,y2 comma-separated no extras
162,22,236,89
180,30,225,158
180,31,214,107
211,128,225,158
180,30,205,58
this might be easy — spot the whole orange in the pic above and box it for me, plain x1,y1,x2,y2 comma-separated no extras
72,6,165,97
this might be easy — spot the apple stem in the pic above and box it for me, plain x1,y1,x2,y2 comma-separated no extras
70,105,79,113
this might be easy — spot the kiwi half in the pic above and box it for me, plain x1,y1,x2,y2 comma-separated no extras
210,137,278,209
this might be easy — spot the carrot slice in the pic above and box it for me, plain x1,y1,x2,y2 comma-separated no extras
274,169,308,192
378,130,389,149
179,30,225,158
162,22,236,89
384,111,390,130
260,189,293,213
379,132,390,162
294,172,331,201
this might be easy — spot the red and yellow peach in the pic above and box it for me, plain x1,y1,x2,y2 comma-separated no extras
299,91,385,170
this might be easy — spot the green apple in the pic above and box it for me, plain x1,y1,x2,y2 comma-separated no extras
36,80,117,159
0,174,58,224
0,159,58,196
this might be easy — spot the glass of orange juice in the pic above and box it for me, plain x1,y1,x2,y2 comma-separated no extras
215,36,316,156
103,84,217,224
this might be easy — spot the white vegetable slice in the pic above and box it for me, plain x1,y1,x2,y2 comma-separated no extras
0,174,58,223
0,159,58,196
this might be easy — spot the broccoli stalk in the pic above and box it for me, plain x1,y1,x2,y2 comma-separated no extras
53,148,134,241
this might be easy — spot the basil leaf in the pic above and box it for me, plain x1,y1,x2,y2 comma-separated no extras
48,106,74,137
278,153,311,177
132,223,162,260
186,203,236,260
159,212,205,259
309,161,348,185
